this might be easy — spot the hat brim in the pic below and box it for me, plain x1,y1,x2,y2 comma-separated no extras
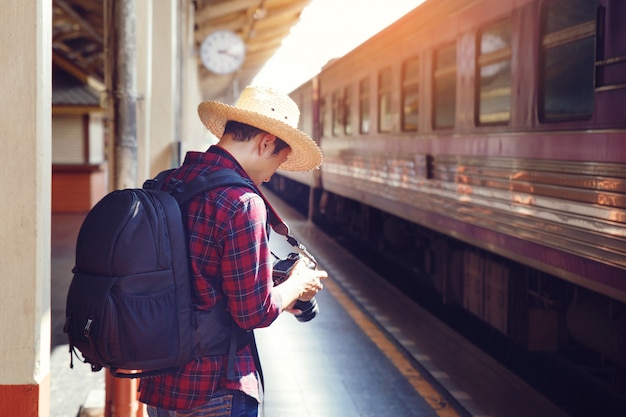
198,101,322,172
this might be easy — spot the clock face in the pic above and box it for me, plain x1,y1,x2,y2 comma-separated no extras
199,30,246,75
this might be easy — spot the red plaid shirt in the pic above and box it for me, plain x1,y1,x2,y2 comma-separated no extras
138,146,282,410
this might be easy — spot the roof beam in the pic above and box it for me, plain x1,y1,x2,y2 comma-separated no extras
55,0,103,44
195,0,261,25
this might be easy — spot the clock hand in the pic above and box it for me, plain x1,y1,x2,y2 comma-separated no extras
218,49,240,59
217,49,237,57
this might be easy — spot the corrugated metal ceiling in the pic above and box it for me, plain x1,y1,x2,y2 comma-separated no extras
52,0,310,103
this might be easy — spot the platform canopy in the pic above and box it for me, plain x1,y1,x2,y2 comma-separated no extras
52,0,311,102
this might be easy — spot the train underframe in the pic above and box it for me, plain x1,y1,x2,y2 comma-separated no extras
267,175,626,401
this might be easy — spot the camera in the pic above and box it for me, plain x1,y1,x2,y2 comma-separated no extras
272,252,319,322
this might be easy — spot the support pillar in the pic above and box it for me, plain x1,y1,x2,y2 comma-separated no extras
0,1,52,416
104,1,141,415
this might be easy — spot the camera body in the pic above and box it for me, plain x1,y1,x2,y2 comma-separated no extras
272,252,319,322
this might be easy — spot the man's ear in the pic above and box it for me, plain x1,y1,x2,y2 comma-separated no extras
257,133,277,156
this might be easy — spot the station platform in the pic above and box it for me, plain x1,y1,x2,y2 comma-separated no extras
50,188,570,417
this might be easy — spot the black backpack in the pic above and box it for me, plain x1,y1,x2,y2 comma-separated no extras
64,169,257,378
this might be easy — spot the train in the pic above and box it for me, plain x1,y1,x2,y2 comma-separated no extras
266,0,626,391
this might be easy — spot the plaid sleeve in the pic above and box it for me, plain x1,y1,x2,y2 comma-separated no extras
219,190,281,329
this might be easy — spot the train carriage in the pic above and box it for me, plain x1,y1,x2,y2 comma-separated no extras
274,79,322,216
272,0,626,387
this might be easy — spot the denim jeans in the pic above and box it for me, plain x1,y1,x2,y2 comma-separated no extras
146,390,258,417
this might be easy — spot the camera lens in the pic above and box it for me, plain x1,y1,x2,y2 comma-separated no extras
293,298,319,322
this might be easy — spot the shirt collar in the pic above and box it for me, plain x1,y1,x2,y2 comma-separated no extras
181,145,252,183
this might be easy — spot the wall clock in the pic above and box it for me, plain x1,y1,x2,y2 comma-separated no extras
199,29,246,75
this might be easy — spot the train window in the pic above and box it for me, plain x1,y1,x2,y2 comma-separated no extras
344,85,353,135
539,0,596,122
402,57,419,132
332,90,342,136
433,43,457,129
359,78,370,134
477,20,512,125
378,68,393,132
595,1,626,93
322,94,331,138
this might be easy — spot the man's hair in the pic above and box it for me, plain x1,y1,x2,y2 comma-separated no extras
224,120,290,155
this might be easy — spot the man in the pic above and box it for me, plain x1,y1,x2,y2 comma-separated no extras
138,85,327,417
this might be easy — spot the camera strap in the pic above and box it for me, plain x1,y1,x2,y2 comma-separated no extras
257,187,318,266
244,188,313,392
204,146,317,263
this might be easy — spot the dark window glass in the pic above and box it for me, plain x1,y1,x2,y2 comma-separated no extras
344,85,353,135
359,78,370,134
402,57,419,131
332,90,342,136
378,68,393,132
540,0,596,121
544,0,596,34
322,94,331,137
596,0,626,91
433,44,456,129
478,20,512,124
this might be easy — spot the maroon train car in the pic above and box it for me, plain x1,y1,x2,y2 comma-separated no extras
272,0,626,384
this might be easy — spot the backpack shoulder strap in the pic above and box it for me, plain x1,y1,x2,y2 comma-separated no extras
142,168,176,191
145,167,313,260
172,169,255,205
143,168,255,206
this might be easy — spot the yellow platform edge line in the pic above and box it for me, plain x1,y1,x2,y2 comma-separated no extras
325,277,462,417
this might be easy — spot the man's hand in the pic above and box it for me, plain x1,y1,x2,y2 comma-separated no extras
274,258,327,313
290,259,326,301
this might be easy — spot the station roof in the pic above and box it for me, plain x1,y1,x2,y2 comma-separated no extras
52,0,311,103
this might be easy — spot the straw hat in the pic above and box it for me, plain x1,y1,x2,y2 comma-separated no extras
198,85,322,171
